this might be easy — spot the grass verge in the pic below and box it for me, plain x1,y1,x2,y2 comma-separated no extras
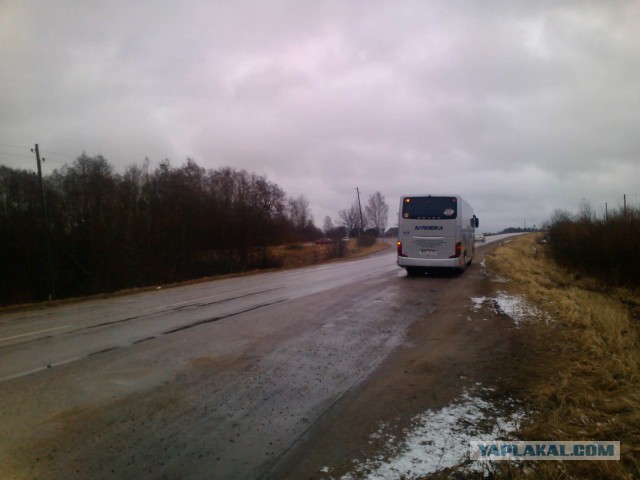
484,234,640,479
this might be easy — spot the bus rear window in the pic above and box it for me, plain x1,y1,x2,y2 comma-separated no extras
402,196,458,220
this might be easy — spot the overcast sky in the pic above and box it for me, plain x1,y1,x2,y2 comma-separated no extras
2,1,639,232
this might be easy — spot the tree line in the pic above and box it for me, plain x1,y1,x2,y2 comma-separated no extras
547,202,640,288
0,155,322,305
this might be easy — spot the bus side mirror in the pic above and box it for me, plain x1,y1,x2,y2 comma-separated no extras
473,216,479,228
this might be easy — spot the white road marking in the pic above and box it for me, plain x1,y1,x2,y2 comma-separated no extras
0,324,70,342
0,356,83,383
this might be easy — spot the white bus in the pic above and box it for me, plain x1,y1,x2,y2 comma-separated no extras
397,194,479,275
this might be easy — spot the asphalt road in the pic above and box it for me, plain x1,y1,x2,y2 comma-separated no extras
0,247,401,382
0,236,516,479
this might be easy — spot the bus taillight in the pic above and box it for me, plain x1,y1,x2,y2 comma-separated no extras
449,242,462,258
397,241,408,257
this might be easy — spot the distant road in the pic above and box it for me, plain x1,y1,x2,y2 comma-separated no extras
482,232,527,245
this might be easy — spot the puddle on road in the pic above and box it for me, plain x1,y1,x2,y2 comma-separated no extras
323,385,523,479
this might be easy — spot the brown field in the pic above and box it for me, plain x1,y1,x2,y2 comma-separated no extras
485,234,640,479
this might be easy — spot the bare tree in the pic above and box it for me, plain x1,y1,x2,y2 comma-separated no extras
287,195,312,230
338,202,362,236
365,191,389,236
322,216,334,235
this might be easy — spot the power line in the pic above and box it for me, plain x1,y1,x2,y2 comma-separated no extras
0,150,35,159
41,149,77,159
0,142,31,150
0,141,79,160
32,155,66,165
0,151,67,168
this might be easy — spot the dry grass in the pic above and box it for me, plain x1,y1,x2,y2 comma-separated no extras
267,238,389,269
485,234,640,479
267,243,335,268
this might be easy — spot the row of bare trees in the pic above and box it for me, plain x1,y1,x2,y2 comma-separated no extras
323,191,389,238
0,156,320,305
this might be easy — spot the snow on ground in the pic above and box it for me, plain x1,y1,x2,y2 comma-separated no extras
470,292,550,327
332,387,523,479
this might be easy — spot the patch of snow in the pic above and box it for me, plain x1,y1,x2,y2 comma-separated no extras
492,292,551,326
469,292,551,327
470,297,487,311
492,293,532,325
491,275,509,283
338,388,523,479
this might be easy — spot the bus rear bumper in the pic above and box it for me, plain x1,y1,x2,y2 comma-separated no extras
398,257,464,269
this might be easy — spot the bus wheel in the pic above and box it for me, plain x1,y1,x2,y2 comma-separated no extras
458,257,467,274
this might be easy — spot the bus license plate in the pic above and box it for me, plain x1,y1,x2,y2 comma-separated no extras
420,249,437,256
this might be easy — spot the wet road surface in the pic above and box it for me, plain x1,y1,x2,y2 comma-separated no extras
0,239,512,479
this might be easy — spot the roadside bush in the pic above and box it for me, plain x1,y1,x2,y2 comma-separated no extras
547,206,640,288
357,234,377,248
196,247,282,276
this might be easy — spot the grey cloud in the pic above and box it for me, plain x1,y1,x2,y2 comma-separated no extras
1,0,639,234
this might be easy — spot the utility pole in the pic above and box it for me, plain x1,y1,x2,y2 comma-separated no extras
32,144,55,301
623,194,627,217
356,187,365,236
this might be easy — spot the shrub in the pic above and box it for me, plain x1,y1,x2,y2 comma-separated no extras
547,206,640,288
357,234,377,248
